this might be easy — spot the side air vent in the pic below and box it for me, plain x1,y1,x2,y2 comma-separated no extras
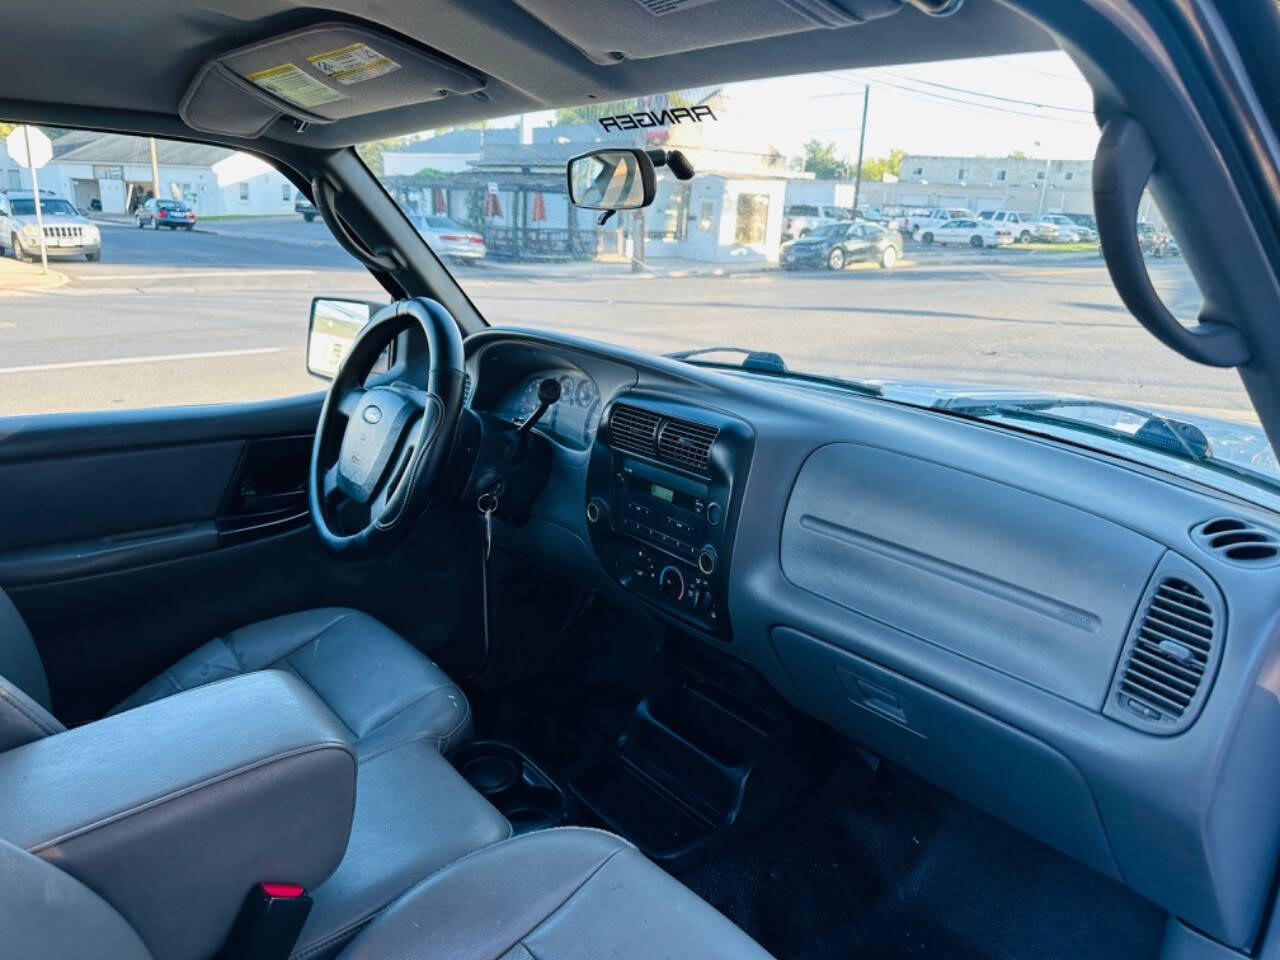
1192,517,1280,566
657,418,719,473
609,404,662,458
1105,557,1224,734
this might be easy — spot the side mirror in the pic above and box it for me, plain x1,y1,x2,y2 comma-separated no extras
307,297,389,380
566,149,656,211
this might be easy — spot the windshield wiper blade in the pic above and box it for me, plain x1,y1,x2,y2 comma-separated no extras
665,346,787,373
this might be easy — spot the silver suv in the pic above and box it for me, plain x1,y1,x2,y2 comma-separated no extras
0,189,101,262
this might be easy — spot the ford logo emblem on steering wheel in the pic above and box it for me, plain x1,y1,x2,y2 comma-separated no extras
362,405,383,425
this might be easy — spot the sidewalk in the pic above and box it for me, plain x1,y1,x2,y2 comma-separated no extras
464,256,782,283
0,257,68,295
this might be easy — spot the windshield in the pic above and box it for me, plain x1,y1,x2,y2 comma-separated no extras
12,199,78,216
365,51,1274,498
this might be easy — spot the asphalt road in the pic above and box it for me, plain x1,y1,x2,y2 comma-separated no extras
0,216,1254,425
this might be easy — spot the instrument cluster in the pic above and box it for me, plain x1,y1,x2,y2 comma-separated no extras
493,369,602,450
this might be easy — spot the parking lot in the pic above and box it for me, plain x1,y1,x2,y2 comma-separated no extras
0,215,1252,424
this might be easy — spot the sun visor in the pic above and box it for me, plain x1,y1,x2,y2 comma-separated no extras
180,22,486,138
512,0,907,65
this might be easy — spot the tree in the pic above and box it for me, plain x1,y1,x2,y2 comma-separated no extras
859,147,906,181
356,135,420,177
0,121,13,139
802,139,848,179
1008,150,1028,159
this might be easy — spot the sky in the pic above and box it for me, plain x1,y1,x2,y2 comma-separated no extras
487,51,1101,166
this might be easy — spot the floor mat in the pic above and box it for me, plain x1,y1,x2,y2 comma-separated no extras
463,585,1165,960
678,753,1166,960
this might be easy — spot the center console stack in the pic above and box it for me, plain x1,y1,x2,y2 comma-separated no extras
585,395,753,640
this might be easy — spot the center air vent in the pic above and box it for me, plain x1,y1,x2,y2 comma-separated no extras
609,404,662,457
1105,557,1224,734
1192,517,1280,566
607,403,718,473
658,418,719,473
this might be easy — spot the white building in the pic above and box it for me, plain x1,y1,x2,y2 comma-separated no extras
892,153,1094,215
0,131,298,217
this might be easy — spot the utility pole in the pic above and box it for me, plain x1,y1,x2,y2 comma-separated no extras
24,126,48,274
851,86,870,219
1037,155,1052,215
149,137,161,203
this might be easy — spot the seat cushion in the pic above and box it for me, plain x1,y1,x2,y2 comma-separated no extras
336,828,775,960
110,608,471,757
292,739,512,960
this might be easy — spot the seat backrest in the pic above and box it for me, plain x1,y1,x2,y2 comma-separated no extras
0,588,64,751
0,836,154,960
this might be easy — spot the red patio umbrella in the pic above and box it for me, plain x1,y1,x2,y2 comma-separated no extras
484,191,503,218
433,188,447,214
531,192,547,222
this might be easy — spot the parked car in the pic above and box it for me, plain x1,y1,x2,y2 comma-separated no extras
782,203,848,241
904,207,973,239
857,206,901,232
919,217,1014,247
1037,214,1090,242
1064,212,1098,232
136,198,195,231
408,215,486,262
295,192,318,222
978,210,1039,243
780,220,903,270
1138,221,1175,257
0,189,101,261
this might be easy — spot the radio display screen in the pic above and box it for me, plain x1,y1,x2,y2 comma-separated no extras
650,483,675,503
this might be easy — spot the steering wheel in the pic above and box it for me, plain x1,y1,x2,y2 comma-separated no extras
308,297,465,559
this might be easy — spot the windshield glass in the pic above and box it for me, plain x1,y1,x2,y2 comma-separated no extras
364,51,1274,498
12,199,78,216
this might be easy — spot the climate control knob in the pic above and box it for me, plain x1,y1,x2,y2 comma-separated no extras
697,547,717,576
586,498,608,524
658,565,685,600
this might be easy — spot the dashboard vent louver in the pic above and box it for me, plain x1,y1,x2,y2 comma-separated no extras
609,404,662,458
608,402,719,473
1117,577,1214,722
657,418,719,473
1192,517,1280,565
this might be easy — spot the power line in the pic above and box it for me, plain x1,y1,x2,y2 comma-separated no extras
822,72,1095,127
875,71,1093,114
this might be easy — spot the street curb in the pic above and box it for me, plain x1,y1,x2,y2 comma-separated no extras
0,261,70,296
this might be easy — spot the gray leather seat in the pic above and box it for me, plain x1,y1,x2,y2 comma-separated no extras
337,828,774,960
0,590,512,959
1,827,774,959
1,594,472,759
109,607,473,757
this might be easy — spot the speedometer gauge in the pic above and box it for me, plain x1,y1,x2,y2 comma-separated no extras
575,379,597,408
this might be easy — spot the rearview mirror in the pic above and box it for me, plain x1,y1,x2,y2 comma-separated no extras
307,298,388,379
566,148,656,210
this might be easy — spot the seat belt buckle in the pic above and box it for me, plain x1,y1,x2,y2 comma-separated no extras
216,882,313,960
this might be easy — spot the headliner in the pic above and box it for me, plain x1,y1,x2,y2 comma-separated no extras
2,0,1056,150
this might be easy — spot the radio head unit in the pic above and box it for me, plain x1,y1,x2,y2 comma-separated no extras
584,397,753,639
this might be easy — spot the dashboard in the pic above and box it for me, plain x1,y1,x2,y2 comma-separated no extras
463,325,1280,953
488,369,602,450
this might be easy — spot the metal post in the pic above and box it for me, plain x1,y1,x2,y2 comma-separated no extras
149,137,161,202
24,126,48,275
852,86,870,219
1037,156,1051,215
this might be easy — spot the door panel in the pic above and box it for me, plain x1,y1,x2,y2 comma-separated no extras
0,397,481,723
